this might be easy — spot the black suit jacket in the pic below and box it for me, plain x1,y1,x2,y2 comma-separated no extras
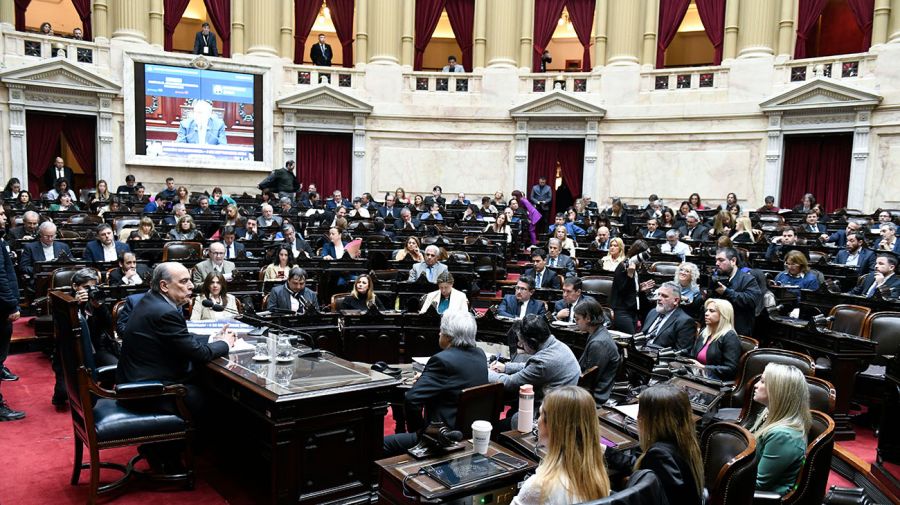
834,248,876,276
639,228,666,240
678,224,709,241
405,346,489,430
850,272,900,299
266,284,318,313
522,267,560,289
117,291,229,385
45,166,75,192
19,241,72,276
690,329,741,381
712,269,761,337
310,42,332,66
606,441,701,505
643,307,696,354
108,264,152,286
193,31,219,56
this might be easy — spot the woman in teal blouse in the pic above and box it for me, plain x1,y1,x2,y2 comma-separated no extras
750,363,811,495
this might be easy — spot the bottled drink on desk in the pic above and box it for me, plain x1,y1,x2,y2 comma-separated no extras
518,384,534,433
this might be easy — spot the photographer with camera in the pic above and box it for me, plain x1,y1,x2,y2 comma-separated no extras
608,240,655,333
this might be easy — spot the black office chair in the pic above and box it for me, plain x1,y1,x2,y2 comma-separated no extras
455,382,504,439
575,469,669,505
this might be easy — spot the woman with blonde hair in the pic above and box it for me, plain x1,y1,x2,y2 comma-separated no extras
339,273,385,311
600,237,625,272
731,216,759,244
606,383,704,503
687,298,741,381
751,363,812,496
512,386,610,504
673,262,703,319
129,216,157,241
552,225,577,257
709,210,736,239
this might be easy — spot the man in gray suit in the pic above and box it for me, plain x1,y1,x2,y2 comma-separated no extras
191,242,236,288
408,245,448,283
546,238,576,278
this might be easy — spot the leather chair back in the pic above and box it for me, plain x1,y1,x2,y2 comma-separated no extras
650,262,679,276
51,266,96,290
454,382,504,439
701,422,758,505
575,469,668,505
828,304,872,336
863,311,900,357
739,336,759,359
780,411,835,505
330,292,351,312
808,251,828,264
731,349,814,408
582,276,614,298
162,241,203,262
447,250,471,263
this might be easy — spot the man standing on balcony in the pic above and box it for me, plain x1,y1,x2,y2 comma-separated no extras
442,56,464,72
310,34,332,66
193,22,218,57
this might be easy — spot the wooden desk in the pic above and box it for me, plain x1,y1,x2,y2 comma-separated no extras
376,441,535,505
499,420,638,463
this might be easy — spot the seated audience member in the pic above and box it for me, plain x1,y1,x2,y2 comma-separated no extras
660,207,678,229
545,238,576,278
91,180,112,206
674,262,704,320
417,202,443,222
8,210,39,244
143,193,169,214
349,197,370,218
12,190,35,212
20,222,72,276
510,386,610,504
848,253,900,299
46,177,76,202
551,225,577,257
872,210,894,233
609,240,653,334
687,298,741,381
208,186,235,206
116,174,137,194
757,195,780,213
523,249,560,290
168,214,203,241
191,242,235,288
450,192,470,206
1,177,21,201
661,229,692,260
688,193,706,210
605,383,704,504
801,211,826,234
600,237,626,272
750,363,811,496
320,227,348,260
678,211,709,241
264,244,298,281
257,203,283,229
339,274,385,311
497,277,547,319
793,193,816,213
396,207,418,231
602,198,631,230
394,236,425,262
378,194,401,221
640,217,665,239
548,212,585,236
267,267,318,313
49,193,79,212
489,316,580,429
83,223,130,263
460,204,480,223
553,277,587,323
833,232,875,276
876,222,900,253
239,216,260,241
281,224,313,259
485,212,512,243
720,192,742,217
731,216,760,244
774,250,820,292
163,202,187,226
108,252,151,286
382,310,487,456
708,210,736,240
710,247,761,337
327,190,352,210
408,245,448,283
820,220,861,248
480,196,498,214
220,226,246,259
765,226,801,261
642,281,697,354
190,272,238,321
419,272,468,314
572,299,620,405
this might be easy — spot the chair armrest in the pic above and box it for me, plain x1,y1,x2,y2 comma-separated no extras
96,365,117,389
115,381,166,396
753,491,782,504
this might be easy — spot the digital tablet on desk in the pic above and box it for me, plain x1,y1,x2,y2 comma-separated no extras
421,454,507,489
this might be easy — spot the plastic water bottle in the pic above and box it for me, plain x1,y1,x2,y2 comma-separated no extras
517,384,534,432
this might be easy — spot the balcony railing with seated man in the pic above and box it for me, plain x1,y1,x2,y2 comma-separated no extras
776,52,877,84
286,64,364,90
521,71,595,93
403,70,482,93
2,30,110,68
641,65,730,93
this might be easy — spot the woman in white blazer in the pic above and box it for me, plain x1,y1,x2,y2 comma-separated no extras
419,272,469,315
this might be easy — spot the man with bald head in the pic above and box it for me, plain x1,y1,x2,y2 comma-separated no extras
9,210,39,245
20,221,72,277
191,242,236,288
408,245,449,283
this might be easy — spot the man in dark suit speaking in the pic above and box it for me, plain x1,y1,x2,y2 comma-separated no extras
193,22,218,56
310,33,332,66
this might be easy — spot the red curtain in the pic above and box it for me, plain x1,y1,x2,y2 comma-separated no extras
566,0,595,71
14,0,31,32
795,0,828,59
695,0,725,65
846,0,875,51
25,114,63,196
414,0,446,70
532,0,567,71
445,0,475,71
527,139,584,218
780,134,852,213
656,0,692,68
296,133,352,198
70,0,92,40
203,0,231,57
61,115,96,191
164,0,191,51
329,0,355,68
294,0,322,64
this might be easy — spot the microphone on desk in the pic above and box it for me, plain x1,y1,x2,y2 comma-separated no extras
201,299,315,347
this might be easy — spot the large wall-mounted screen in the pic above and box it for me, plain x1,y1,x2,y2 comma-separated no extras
135,63,263,162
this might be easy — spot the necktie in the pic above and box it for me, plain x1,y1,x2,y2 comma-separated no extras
866,280,879,298
226,246,231,259
427,265,434,282
647,232,651,238
646,314,664,336
536,271,542,288
550,257,556,267
567,303,574,323
670,244,674,252
448,66,454,72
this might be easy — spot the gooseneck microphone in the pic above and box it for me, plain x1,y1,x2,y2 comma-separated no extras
201,298,315,347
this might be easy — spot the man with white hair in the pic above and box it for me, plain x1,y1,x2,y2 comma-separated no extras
20,221,72,277
257,203,283,228
661,229,692,261
641,281,696,353
408,245,448,283
175,99,227,145
678,211,708,241
191,242,235,288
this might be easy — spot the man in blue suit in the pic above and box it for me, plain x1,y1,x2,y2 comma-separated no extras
820,221,861,248
639,218,666,240
175,99,227,145
833,232,876,276
497,276,547,319
552,277,588,323
83,224,130,263
19,222,72,277
849,253,900,299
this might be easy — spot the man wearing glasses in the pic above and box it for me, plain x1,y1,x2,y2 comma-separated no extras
20,221,72,277
497,277,547,320
191,242,235,289
408,245,448,283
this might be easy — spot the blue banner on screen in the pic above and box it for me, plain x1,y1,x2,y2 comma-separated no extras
140,63,260,161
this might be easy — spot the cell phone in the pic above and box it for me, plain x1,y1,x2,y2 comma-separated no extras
490,453,529,469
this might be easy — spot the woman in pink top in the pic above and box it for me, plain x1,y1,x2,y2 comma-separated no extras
686,299,741,381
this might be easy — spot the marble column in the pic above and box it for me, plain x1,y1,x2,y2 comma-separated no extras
111,0,149,44
148,0,164,48
0,0,14,29
519,0,534,70
232,0,245,57
872,0,890,46
401,0,414,67
473,0,487,69
848,111,873,210
368,0,402,64
7,85,27,186
592,0,609,68
736,0,777,58
640,0,658,68
485,0,518,67
762,113,784,205
775,0,795,59
606,0,642,65
245,0,280,57
722,0,739,61
355,0,368,65
280,0,294,59
887,0,900,43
